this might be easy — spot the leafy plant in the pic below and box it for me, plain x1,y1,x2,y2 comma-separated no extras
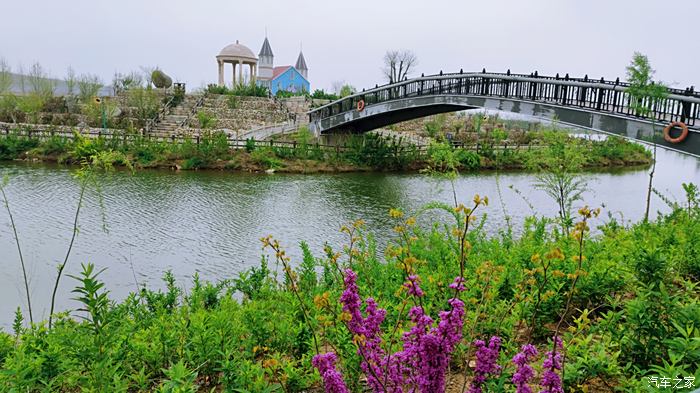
196,110,217,129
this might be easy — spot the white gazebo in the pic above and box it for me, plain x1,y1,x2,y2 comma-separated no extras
216,40,257,86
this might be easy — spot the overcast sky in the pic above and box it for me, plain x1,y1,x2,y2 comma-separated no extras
1,0,698,93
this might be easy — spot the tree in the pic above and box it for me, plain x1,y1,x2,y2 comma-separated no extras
528,130,589,235
112,71,143,95
27,62,55,98
339,84,356,98
625,52,668,222
140,65,156,87
382,49,418,84
0,58,12,95
331,80,346,96
77,74,103,103
65,66,77,96
151,69,173,89
127,87,160,127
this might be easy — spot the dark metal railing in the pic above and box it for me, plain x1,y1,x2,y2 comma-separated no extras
309,70,700,129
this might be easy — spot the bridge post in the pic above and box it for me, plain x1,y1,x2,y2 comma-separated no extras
597,77,605,110
578,75,589,107
562,74,569,105
612,78,620,113
554,73,560,100
681,87,692,124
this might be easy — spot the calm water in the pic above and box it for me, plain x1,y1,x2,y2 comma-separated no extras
1,147,699,329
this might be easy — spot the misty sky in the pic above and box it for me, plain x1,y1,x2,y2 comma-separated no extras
1,0,697,93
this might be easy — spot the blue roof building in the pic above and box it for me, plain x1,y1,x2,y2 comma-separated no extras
256,37,310,95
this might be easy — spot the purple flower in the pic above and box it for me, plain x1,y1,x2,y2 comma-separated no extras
449,276,467,292
539,337,563,393
312,352,350,393
512,344,538,393
468,336,502,393
404,275,425,297
338,270,468,393
340,269,387,392
394,296,466,392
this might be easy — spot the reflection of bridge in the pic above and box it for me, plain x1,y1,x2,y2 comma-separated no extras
308,71,700,156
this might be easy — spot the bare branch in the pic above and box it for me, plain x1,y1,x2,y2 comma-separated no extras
382,50,418,83
0,58,12,94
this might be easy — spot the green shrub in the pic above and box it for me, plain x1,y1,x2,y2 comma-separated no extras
0,133,40,159
455,149,481,170
311,89,339,101
250,147,284,169
226,95,239,110
196,110,217,129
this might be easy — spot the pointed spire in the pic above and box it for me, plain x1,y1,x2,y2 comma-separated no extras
295,50,308,71
259,36,274,57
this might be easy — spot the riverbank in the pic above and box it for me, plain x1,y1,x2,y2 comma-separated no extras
1,183,697,392
0,127,652,173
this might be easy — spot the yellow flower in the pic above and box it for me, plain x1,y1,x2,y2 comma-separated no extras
405,217,416,227
545,248,565,260
262,358,279,369
473,194,482,205
339,312,352,322
578,206,591,218
314,292,330,308
353,334,367,345
389,208,404,218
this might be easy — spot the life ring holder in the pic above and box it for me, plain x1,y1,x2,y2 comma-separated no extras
663,121,689,144
357,100,365,112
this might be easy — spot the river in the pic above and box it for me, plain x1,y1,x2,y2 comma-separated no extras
0,146,699,329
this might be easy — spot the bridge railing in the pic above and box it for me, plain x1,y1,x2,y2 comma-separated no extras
309,71,699,129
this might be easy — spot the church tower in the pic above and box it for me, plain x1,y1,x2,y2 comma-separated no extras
257,36,274,83
295,50,308,80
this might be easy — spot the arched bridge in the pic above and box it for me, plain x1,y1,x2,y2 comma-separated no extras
308,71,700,156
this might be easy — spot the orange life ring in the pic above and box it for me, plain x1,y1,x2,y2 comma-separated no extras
663,121,688,144
357,100,365,112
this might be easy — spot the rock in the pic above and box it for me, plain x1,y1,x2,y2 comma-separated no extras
265,168,275,174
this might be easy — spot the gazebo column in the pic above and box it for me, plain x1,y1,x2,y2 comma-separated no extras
231,62,236,86
217,61,224,86
238,60,243,85
251,64,256,83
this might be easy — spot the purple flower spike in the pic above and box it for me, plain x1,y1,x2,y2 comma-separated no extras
312,352,350,393
468,336,502,393
512,344,538,393
449,276,467,292
337,269,469,393
404,275,425,297
539,337,564,393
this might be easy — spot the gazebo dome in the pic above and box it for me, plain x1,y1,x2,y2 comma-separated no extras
217,40,257,61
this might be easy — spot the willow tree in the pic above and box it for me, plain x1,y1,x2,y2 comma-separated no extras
625,52,668,222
